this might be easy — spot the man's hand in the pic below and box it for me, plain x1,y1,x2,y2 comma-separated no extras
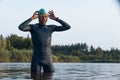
31,11,39,20
48,10,57,20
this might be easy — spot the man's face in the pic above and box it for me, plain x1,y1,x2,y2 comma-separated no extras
38,14,48,25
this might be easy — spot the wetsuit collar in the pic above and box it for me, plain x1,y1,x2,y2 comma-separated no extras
38,23,46,26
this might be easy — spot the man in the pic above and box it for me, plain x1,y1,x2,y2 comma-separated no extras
18,8,70,79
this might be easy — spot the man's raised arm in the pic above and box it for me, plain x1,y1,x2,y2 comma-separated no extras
18,11,39,31
48,10,71,31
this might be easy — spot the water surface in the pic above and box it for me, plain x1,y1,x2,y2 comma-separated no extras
0,63,120,80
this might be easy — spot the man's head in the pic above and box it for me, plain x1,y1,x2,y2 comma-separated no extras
38,8,48,25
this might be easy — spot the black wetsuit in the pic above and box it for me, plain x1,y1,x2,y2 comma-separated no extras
18,18,70,74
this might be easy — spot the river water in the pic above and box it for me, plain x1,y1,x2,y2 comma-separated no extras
0,63,120,80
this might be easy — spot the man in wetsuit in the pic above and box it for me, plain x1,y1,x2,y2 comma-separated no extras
18,8,70,78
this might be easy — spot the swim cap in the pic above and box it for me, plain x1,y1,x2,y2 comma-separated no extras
38,8,46,15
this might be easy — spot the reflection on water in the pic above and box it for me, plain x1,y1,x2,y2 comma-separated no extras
31,72,53,80
0,63,30,71
0,63,30,80
0,63,120,80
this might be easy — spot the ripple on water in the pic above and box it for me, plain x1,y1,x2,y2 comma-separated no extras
1,63,120,80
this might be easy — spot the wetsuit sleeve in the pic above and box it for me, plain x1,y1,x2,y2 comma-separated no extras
52,18,71,32
18,18,33,31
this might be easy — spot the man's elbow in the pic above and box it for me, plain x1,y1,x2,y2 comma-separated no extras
18,24,26,31
66,25,71,30
68,25,71,30
18,25,23,31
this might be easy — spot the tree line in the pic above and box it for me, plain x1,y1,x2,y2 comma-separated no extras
0,34,120,62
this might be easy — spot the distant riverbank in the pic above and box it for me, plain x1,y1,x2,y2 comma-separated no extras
0,34,120,63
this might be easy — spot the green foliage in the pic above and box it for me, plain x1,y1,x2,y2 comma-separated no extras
0,34,5,49
10,49,32,62
52,55,59,62
59,55,80,62
0,48,10,62
0,34,120,62
6,34,32,50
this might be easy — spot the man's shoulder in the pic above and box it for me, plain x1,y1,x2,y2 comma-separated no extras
47,24,56,28
28,23,39,30
35,23,39,26
31,23,39,27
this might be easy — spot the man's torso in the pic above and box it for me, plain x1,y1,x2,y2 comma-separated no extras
30,24,53,59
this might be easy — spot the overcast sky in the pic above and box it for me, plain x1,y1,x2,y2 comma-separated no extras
0,0,120,50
